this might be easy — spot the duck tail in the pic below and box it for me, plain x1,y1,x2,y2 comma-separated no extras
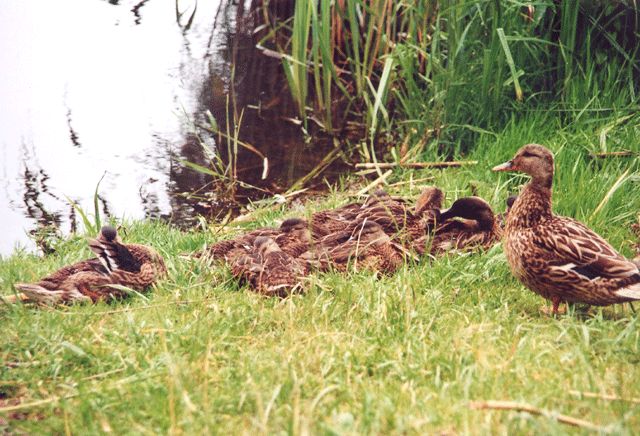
88,226,140,273
615,279,640,300
13,283,64,305
0,292,29,304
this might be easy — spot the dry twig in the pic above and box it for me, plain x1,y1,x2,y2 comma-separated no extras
589,151,635,159
355,170,393,196
470,400,609,433
355,161,478,170
569,390,640,404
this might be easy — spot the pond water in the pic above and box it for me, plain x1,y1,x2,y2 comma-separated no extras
0,0,340,257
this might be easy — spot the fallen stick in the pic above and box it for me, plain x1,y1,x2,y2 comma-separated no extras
355,170,393,197
355,160,478,170
589,151,635,158
469,400,608,433
569,390,640,404
0,293,28,305
387,176,435,187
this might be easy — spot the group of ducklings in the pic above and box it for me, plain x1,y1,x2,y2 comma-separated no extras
201,186,509,297
5,144,640,316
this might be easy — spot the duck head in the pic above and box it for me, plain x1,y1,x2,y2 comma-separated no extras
439,197,496,230
350,221,390,246
279,218,311,242
492,144,554,188
99,225,119,242
415,186,444,215
254,236,282,256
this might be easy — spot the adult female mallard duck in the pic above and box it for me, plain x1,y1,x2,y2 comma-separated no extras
231,236,307,297
493,144,640,314
10,226,166,305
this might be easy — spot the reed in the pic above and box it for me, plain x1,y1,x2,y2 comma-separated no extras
273,0,639,157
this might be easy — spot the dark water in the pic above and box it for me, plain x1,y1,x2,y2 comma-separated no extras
0,0,342,256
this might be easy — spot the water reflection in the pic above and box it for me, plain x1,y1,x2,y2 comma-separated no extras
0,0,344,257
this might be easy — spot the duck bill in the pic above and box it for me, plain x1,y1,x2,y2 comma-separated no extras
492,160,513,172
438,207,453,222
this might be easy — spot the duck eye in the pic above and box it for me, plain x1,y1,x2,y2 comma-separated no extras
521,151,536,158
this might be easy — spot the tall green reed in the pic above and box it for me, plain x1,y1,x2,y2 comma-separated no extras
274,0,639,158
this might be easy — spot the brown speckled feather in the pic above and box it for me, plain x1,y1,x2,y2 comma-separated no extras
204,218,311,262
232,237,307,297
430,219,501,255
307,221,408,274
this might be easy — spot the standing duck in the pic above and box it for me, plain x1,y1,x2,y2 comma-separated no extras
493,144,640,314
11,226,166,305
231,236,307,297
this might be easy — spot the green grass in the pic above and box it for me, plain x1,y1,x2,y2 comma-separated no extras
1,113,640,433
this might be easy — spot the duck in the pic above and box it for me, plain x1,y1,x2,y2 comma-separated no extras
310,189,396,238
304,220,414,274
205,217,311,262
493,143,640,314
415,186,445,218
496,195,517,229
231,236,307,297
410,186,445,240
413,196,501,256
10,226,166,305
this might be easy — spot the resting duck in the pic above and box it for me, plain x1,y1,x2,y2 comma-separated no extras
493,144,640,314
496,195,517,229
205,217,311,262
231,236,307,297
304,220,413,274
310,189,399,238
428,196,502,255
11,226,166,305
415,186,445,218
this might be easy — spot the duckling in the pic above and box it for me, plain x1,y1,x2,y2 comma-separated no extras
231,236,307,297
493,144,640,314
310,189,395,238
11,226,166,305
205,217,311,262
305,220,412,274
428,196,501,255
414,186,445,217
311,202,363,238
409,186,445,242
496,195,518,229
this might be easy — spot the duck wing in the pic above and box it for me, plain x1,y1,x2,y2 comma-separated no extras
88,237,142,273
534,217,639,280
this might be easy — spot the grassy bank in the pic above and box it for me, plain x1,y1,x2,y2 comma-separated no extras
2,113,639,433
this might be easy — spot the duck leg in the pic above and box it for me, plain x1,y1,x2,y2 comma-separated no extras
539,295,566,316
552,296,561,315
